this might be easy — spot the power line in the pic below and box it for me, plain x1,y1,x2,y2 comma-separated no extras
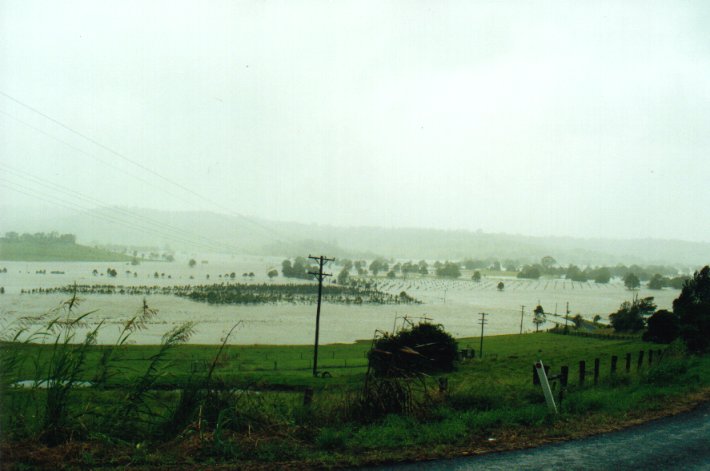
0,178,239,253
0,162,247,253
0,92,297,247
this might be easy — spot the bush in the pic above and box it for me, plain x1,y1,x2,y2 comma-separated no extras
643,309,679,344
368,323,458,376
674,266,710,353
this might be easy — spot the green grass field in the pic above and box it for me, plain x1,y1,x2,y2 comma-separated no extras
2,325,708,469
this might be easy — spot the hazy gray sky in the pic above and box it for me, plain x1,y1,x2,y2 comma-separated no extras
1,1,709,241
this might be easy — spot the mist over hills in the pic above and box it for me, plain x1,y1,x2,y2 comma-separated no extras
1,206,707,267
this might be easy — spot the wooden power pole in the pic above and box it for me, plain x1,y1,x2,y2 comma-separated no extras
309,255,333,377
479,312,488,358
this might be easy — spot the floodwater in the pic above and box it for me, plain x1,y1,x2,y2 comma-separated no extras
0,257,681,345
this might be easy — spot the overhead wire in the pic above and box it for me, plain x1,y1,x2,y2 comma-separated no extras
0,177,243,253
0,161,249,253
0,91,298,248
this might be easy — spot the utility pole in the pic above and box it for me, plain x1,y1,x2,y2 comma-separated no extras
309,255,334,377
519,305,525,334
478,312,488,358
565,302,570,333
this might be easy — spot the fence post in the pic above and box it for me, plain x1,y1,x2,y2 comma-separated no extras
611,355,618,375
579,360,586,386
648,350,654,366
625,353,631,373
594,358,600,385
558,365,569,406
560,366,569,387
533,364,539,385
637,350,644,371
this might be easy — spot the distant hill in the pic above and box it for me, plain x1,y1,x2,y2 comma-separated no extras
0,233,132,262
0,207,708,267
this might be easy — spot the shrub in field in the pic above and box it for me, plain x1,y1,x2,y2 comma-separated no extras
368,323,458,377
643,309,679,344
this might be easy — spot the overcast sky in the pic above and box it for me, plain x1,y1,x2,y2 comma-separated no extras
1,1,709,242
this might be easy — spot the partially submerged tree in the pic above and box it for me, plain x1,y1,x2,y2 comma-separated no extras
624,273,641,290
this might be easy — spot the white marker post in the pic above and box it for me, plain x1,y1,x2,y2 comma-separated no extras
535,360,558,414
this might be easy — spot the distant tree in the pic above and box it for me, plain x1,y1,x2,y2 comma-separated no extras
517,265,541,279
490,261,501,271
386,270,396,279
282,260,293,277
472,270,482,282
436,261,461,278
593,314,602,324
230,272,236,279
541,256,557,270
643,309,679,344
593,267,611,284
107,268,117,277
337,268,349,285
267,269,278,279
566,265,587,282
647,274,667,290
188,259,197,268
497,281,504,291
249,272,255,278
533,304,546,332
165,254,175,262
674,266,710,353
572,314,583,329
369,259,387,276
624,273,641,290
92,269,98,276
609,296,656,333
418,260,429,275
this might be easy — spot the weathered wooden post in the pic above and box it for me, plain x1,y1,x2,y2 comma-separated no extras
649,350,654,366
637,350,644,371
611,355,618,375
625,353,632,373
579,360,586,386
594,358,600,385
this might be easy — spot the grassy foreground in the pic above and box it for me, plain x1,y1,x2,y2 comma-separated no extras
1,310,709,469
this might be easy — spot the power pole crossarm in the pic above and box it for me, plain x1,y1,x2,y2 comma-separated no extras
308,255,334,377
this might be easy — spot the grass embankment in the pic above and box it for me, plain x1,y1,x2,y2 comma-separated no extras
2,330,709,469
0,239,132,262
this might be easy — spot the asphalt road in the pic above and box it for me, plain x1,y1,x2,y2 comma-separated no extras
366,402,710,470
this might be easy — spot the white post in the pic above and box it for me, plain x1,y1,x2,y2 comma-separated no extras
535,360,558,413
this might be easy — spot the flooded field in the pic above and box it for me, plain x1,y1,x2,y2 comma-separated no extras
0,257,682,345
